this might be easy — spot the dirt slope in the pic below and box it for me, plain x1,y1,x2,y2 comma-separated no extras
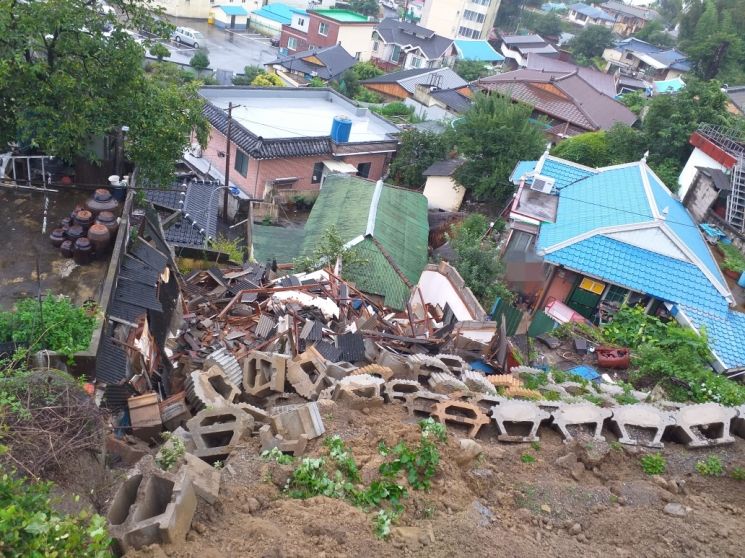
127,403,745,558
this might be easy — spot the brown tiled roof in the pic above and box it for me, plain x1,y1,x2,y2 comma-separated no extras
477,69,636,131
525,53,617,97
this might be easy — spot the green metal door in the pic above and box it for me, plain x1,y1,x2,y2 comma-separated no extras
566,277,603,319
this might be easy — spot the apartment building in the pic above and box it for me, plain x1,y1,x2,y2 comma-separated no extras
419,0,501,40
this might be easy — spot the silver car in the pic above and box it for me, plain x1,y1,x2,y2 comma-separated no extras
172,27,204,49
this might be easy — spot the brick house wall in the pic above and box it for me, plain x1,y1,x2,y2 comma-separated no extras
280,25,310,52
305,13,340,48
199,125,395,199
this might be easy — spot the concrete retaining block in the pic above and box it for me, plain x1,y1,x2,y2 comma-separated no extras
186,407,252,463
383,379,422,404
436,354,469,376
182,452,221,504
242,351,289,397
287,346,333,400
733,405,745,439
258,424,308,456
107,455,197,555
205,347,242,389
403,390,449,417
428,372,469,395
671,403,737,447
471,393,507,413
333,374,385,409
234,402,269,427
351,363,394,382
271,402,325,441
490,401,550,443
462,370,497,395
430,399,491,438
185,366,240,411
325,361,359,381
406,354,450,382
552,403,613,442
609,404,675,448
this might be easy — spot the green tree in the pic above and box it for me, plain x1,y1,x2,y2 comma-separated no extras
189,50,210,71
351,61,384,80
308,76,326,87
347,0,380,16
149,42,171,61
453,59,492,82
336,68,361,98
0,0,206,185
251,72,284,86
524,11,563,37
569,25,615,60
233,65,266,85
453,93,546,203
551,131,610,167
294,226,367,275
632,20,675,48
389,130,453,188
449,214,512,306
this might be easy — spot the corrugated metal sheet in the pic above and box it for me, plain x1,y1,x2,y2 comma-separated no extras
336,332,364,362
256,314,277,338
132,238,168,271
95,336,129,384
313,340,343,362
114,277,162,312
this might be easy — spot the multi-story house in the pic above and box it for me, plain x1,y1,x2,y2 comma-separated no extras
566,3,616,27
419,0,501,40
371,19,456,72
601,1,660,36
279,8,377,60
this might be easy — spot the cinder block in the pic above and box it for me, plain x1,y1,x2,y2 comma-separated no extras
403,390,448,417
430,400,491,438
333,374,385,409
733,404,745,439
609,404,675,448
471,393,507,413
383,379,422,404
242,351,289,397
107,455,197,555
351,363,394,382
552,403,613,442
672,403,737,448
375,347,412,379
185,366,240,411
490,401,551,443
428,372,469,395
325,361,359,381
258,424,308,456
287,346,333,400
182,453,221,504
436,354,469,376
271,402,325,441
186,407,252,463
205,347,243,389
234,402,270,426
462,370,497,395
407,354,450,382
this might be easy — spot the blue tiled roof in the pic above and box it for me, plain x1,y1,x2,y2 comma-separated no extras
453,39,505,62
544,236,729,315
569,2,615,21
645,169,725,283
217,5,249,15
679,305,745,370
510,160,538,184
538,165,651,249
251,3,305,24
539,157,596,190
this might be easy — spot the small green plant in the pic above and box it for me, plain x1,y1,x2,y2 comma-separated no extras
583,394,605,406
325,435,361,482
373,509,399,539
209,234,244,263
378,420,446,490
156,432,185,471
695,455,724,477
521,453,536,464
730,466,745,481
614,382,639,405
639,453,667,476
610,441,624,452
261,447,293,465
286,457,350,499
419,417,447,442
0,469,112,556
213,460,223,470
521,372,549,390
530,441,541,452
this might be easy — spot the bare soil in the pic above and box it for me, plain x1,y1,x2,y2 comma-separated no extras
125,403,745,558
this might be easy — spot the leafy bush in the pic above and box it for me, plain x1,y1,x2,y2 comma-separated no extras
640,453,666,475
189,50,209,71
730,466,745,481
209,234,244,263
521,372,548,390
719,242,745,273
156,433,185,471
261,447,293,465
0,294,96,361
232,65,265,85
695,455,724,477
252,72,284,86
0,468,112,556
325,435,361,483
149,43,170,61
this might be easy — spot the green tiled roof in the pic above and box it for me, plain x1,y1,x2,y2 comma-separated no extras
313,8,370,22
253,224,304,264
299,174,429,309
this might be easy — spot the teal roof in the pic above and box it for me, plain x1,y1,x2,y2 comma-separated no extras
510,160,538,184
533,155,743,367
453,40,505,62
312,8,370,22
299,174,429,309
251,3,305,24
217,4,248,15
253,224,304,264
653,77,685,94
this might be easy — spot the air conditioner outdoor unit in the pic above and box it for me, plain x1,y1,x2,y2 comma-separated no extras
530,175,555,193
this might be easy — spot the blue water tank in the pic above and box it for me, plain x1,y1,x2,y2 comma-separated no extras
330,115,352,143
738,271,745,288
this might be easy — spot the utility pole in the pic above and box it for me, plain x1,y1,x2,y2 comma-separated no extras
224,102,234,220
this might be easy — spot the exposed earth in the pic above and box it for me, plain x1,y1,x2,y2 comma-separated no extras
97,402,745,558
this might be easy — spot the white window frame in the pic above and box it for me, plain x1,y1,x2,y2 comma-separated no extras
287,36,297,50
318,21,329,36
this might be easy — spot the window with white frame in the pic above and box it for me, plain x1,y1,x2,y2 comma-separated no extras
318,21,329,36
297,17,305,26
288,36,297,50
410,55,422,68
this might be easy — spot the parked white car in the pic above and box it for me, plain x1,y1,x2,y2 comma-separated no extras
172,27,204,49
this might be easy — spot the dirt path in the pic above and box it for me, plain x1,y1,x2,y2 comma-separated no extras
126,403,745,558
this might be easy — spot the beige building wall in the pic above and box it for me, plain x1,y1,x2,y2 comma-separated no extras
422,175,466,211
336,25,377,61
421,0,466,38
157,0,212,19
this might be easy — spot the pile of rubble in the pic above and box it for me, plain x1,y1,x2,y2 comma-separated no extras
105,263,745,554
